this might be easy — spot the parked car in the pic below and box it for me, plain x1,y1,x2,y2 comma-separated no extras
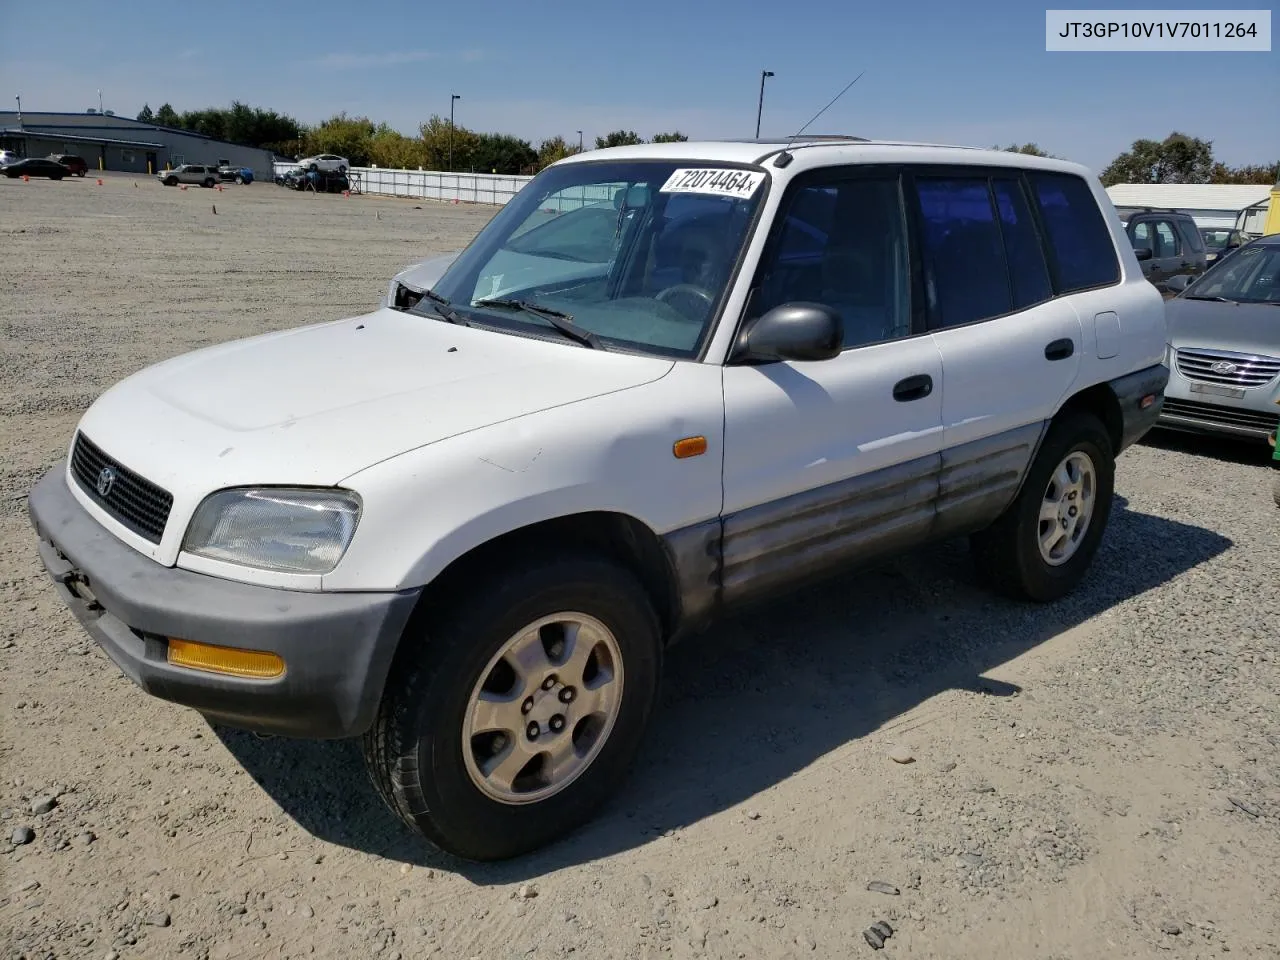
1118,208,1207,293
1200,227,1247,266
48,153,88,176
2,157,71,180
217,165,254,184
1157,232,1280,443
0,149,18,166
157,164,219,187
27,139,1169,862
296,153,349,173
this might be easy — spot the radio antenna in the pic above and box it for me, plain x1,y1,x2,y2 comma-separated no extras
774,71,865,167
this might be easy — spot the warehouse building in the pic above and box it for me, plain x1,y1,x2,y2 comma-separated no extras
0,111,276,177
1105,183,1274,236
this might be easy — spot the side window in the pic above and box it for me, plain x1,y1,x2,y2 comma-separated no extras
992,179,1053,310
1027,172,1121,292
754,177,910,350
1154,221,1180,258
1177,219,1205,253
914,177,1011,328
1131,221,1153,251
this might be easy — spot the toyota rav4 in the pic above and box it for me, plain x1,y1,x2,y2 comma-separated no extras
28,138,1169,861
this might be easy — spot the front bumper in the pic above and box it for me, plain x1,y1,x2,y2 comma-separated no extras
27,463,421,739
1156,369,1280,443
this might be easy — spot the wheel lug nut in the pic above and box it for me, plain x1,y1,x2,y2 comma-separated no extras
542,675,558,691
521,697,534,715
558,686,575,703
549,715,565,733
526,722,540,740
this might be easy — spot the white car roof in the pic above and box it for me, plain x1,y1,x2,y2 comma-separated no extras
556,138,1096,179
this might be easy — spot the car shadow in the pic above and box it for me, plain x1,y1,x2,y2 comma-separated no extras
1141,426,1275,467
212,494,1232,880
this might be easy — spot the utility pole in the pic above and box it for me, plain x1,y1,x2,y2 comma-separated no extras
448,93,461,172
98,88,103,115
577,130,583,152
755,70,774,139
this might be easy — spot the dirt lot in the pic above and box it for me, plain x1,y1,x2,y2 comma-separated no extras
2,173,1278,960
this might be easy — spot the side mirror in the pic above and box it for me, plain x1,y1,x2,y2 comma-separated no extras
1164,274,1194,294
1133,246,1154,262
732,302,842,363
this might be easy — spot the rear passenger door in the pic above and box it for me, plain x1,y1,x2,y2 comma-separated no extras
908,170,1088,530
1151,218,1185,281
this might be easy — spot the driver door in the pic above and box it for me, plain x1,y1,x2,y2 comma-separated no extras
719,170,945,604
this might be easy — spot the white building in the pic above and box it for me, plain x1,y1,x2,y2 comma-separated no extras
1105,183,1273,235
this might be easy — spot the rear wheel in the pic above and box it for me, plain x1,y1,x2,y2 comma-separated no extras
203,177,215,188
971,411,1115,602
363,551,662,861
234,174,245,184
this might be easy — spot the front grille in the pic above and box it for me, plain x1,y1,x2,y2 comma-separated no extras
70,433,173,544
1175,348,1280,388
1161,397,1280,433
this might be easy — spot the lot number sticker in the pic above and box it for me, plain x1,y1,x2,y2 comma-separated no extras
659,168,765,198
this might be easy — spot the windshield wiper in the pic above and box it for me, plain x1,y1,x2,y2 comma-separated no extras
414,288,468,325
1183,294,1232,302
472,298,603,349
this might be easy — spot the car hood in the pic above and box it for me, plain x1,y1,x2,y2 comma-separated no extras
1166,297,1280,358
76,308,675,494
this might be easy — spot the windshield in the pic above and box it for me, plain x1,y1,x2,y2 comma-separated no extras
1183,242,1280,304
423,159,769,356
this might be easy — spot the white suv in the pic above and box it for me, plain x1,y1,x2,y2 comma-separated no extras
29,138,1169,861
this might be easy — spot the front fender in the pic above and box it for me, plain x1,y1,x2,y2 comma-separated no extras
325,361,726,592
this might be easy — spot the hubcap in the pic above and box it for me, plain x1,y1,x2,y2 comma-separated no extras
462,612,624,805
1038,450,1096,566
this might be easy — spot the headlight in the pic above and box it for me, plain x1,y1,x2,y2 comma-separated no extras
183,488,361,574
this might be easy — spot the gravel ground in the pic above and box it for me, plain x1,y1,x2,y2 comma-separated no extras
2,173,1278,960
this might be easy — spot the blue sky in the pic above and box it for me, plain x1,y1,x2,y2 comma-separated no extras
2,0,1276,172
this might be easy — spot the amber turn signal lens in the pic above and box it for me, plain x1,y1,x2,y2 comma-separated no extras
673,436,708,459
167,638,285,679
1140,394,1156,410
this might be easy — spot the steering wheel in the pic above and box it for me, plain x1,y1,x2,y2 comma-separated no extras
655,283,715,320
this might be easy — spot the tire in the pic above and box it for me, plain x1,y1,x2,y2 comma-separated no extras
1272,471,1280,509
77,170,86,177
164,176,177,186
363,550,662,861
203,177,215,188
970,411,1115,603
234,175,244,184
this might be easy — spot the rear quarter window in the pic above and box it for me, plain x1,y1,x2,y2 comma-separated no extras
1027,172,1121,293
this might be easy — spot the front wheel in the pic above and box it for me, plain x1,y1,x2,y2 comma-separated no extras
363,551,662,861
77,170,86,177
970,411,1115,602
234,175,245,184
163,176,177,186
203,177,215,188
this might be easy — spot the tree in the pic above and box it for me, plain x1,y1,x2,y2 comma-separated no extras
536,136,582,169
136,104,155,124
472,133,538,175
650,131,689,143
994,142,1053,157
419,114,482,170
1100,132,1214,186
596,130,644,149
1208,161,1280,185
367,123,426,169
303,113,377,165
154,103,180,127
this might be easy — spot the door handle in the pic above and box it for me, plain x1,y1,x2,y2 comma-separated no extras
1044,338,1075,362
892,374,933,402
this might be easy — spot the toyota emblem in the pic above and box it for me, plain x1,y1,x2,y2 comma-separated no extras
96,466,117,498
1210,360,1237,375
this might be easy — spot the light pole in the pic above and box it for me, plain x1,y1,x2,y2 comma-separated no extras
755,70,774,139
14,95,22,130
577,130,583,152
448,93,461,172
98,88,103,115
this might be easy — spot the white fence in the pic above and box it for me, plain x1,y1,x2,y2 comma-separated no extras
272,162,534,205
271,163,626,210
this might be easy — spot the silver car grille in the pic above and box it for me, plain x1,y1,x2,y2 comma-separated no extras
1174,348,1280,388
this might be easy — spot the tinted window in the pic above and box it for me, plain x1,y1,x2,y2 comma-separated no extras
1177,219,1205,253
915,178,1011,328
992,179,1052,310
1028,172,1120,292
1131,221,1153,250
754,177,911,349
1154,221,1180,258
